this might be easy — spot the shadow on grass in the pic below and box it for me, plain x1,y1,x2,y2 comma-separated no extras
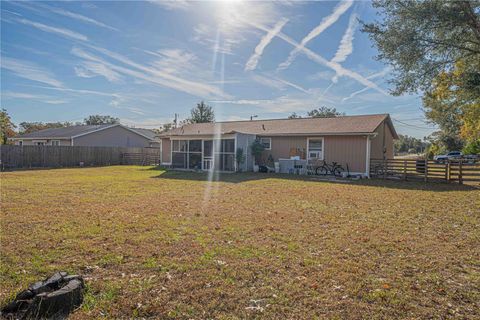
149,168,478,192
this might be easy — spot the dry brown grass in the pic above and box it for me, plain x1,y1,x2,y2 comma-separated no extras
1,166,479,319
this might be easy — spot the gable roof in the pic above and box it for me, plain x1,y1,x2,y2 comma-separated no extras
12,124,158,141
129,128,158,140
160,114,398,138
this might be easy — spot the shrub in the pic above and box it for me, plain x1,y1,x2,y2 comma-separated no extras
250,140,265,165
463,139,480,155
235,148,245,171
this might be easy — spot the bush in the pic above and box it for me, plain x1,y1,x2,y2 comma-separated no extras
425,143,446,160
236,148,245,171
462,139,480,155
250,140,265,165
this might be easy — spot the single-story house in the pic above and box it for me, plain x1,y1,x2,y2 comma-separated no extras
158,114,398,176
10,124,160,148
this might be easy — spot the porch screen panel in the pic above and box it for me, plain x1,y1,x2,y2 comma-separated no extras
214,139,235,171
172,152,187,168
188,140,202,169
172,139,203,169
219,154,235,171
189,140,202,152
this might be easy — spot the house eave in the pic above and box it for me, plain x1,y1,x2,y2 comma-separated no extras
10,137,71,140
161,132,377,138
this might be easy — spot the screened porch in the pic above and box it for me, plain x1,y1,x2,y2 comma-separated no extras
171,139,236,171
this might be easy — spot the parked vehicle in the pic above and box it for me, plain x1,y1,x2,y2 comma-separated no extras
464,154,479,164
434,151,463,163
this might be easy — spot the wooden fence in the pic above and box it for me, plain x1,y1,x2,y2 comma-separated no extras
0,145,160,170
370,158,480,184
121,152,161,166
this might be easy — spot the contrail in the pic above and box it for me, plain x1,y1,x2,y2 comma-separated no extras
278,0,353,70
245,18,289,71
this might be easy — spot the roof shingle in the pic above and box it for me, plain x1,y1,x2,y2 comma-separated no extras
161,114,397,138
14,124,158,140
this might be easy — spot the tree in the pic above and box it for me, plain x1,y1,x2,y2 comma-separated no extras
306,107,345,118
0,109,16,144
157,122,175,133
362,0,480,96
288,112,302,119
18,122,73,135
394,134,429,155
463,139,480,155
188,101,215,123
83,115,119,125
423,60,480,151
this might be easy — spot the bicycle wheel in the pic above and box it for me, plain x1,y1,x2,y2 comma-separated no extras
315,166,328,175
333,166,344,177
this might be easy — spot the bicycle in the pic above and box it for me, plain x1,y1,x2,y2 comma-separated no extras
314,160,344,177
371,162,386,177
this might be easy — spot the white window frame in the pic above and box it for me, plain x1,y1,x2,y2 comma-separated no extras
307,137,324,161
51,140,60,146
260,137,271,150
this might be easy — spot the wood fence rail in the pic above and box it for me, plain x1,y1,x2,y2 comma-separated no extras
0,145,160,170
370,158,480,184
121,152,161,166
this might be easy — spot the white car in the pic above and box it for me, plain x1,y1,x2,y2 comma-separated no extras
434,151,463,163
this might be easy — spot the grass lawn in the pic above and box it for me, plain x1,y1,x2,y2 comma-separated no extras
1,166,479,319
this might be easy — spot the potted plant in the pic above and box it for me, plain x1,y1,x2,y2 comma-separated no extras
250,139,265,172
236,147,246,172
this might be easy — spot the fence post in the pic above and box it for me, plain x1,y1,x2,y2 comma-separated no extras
445,161,449,183
403,160,407,180
424,159,428,182
383,159,387,179
458,160,463,185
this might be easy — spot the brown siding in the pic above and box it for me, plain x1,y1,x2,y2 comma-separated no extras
260,136,307,162
385,125,394,159
324,136,367,173
370,121,395,160
73,126,151,147
161,138,171,163
260,135,368,174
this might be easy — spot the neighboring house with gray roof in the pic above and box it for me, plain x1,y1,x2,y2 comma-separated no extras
11,124,160,148
158,114,398,176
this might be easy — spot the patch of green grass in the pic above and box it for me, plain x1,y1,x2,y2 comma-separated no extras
142,257,158,269
97,253,124,267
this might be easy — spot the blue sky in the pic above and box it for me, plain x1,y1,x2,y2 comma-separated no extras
1,0,436,138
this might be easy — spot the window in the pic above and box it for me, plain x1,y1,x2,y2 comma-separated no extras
260,137,271,150
33,141,45,146
51,140,60,146
18,140,23,146
307,138,323,160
